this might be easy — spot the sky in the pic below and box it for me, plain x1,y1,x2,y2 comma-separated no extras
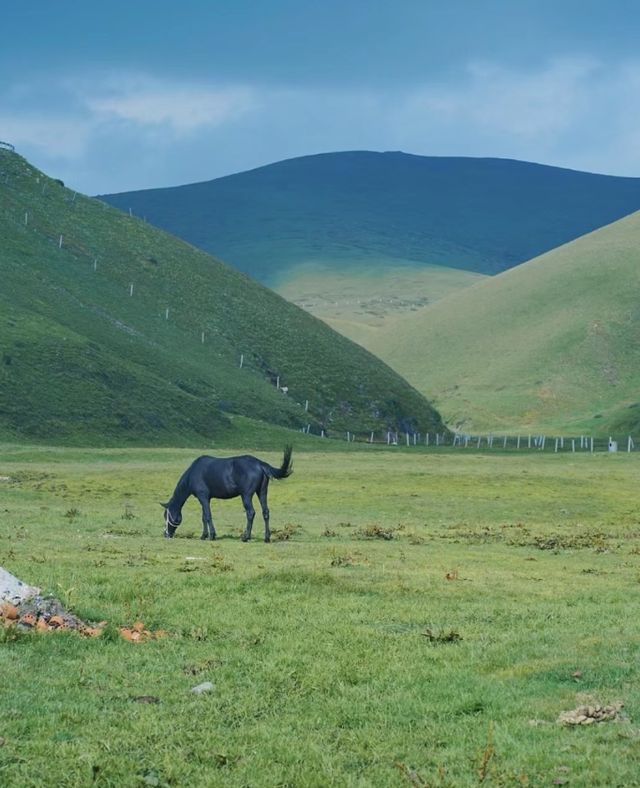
3,0,640,194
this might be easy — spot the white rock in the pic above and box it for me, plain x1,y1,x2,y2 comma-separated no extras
0,567,40,604
190,681,214,695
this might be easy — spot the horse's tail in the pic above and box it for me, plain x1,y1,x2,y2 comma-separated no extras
261,445,293,480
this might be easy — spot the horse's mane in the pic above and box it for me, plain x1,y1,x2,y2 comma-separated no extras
170,459,198,506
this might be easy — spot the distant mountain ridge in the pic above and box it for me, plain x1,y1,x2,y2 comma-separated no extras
100,151,640,283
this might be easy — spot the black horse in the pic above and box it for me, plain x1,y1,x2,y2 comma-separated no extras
161,446,293,542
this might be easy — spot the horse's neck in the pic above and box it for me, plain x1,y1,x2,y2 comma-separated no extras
169,476,190,511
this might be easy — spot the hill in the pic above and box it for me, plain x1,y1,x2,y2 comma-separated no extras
276,258,486,346
0,149,446,446
366,211,640,434
100,151,640,285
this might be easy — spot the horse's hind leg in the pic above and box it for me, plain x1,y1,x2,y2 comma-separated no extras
258,477,270,543
240,493,256,542
196,494,216,540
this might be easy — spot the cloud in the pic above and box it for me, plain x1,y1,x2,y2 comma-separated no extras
84,76,257,134
2,58,639,193
0,114,92,159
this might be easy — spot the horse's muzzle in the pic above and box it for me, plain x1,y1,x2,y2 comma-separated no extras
164,525,177,538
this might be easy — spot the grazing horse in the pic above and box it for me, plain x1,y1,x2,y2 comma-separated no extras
161,446,293,542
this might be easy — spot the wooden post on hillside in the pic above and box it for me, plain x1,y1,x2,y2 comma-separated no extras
129,283,134,297
628,436,634,452
528,435,531,449
239,354,244,368
165,308,169,320
590,437,594,453
425,433,429,447
93,258,98,271
572,439,576,452
201,332,205,344
370,431,374,443
304,400,309,412
24,212,28,226
517,435,521,449
58,235,63,249
503,435,507,449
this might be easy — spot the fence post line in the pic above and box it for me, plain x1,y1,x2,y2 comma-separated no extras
572,439,575,452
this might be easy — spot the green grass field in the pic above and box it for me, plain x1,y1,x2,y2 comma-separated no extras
1,444,639,786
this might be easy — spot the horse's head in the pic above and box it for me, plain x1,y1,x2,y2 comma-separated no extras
161,502,182,538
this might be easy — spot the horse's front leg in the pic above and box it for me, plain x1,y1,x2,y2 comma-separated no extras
197,494,216,540
240,493,255,542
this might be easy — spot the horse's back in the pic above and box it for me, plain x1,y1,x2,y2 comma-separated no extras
191,454,264,498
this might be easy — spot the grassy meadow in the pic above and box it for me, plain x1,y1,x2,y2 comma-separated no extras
1,443,639,786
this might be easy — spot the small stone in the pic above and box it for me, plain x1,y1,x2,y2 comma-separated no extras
582,717,595,725
19,612,36,627
36,617,49,633
0,602,18,620
191,681,214,695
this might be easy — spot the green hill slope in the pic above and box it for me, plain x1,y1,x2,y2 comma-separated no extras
367,212,640,434
0,149,446,445
100,151,640,284
275,258,485,346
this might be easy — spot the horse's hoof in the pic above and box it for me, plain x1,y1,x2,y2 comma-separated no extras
264,538,271,543
241,535,250,542
200,534,207,540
